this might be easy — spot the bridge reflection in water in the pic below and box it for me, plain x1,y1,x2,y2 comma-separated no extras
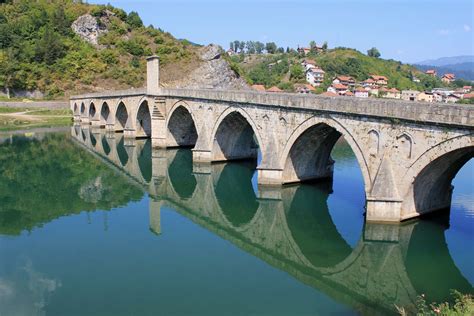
72,125,473,315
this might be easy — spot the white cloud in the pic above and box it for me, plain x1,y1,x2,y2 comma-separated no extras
464,24,471,32
438,29,450,36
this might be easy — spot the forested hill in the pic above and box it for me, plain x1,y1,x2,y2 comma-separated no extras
0,0,200,99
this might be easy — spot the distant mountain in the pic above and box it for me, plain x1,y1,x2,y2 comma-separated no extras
414,62,474,81
416,55,474,67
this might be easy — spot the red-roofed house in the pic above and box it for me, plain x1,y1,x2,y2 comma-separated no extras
251,84,266,92
321,91,338,97
426,69,437,77
441,73,456,83
333,75,356,86
306,67,325,86
355,87,369,98
267,86,283,93
384,88,401,99
462,86,472,93
362,78,376,88
327,84,348,95
370,75,388,86
294,84,316,94
344,91,354,97
463,93,474,99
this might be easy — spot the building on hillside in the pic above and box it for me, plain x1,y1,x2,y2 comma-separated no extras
369,75,388,86
417,91,435,102
401,90,420,101
362,78,376,88
426,69,437,77
369,86,380,97
251,84,266,92
294,84,316,94
332,75,356,87
267,86,283,93
463,92,474,99
343,91,354,97
462,86,472,93
354,87,369,98
298,47,312,55
441,73,456,83
445,94,461,103
306,67,325,87
432,92,443,103
412,76,420,83
321,91,338,97
327,84,348,95
384,88,401,99
301,59,316,69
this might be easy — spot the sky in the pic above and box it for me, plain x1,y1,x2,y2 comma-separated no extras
89,0,474,63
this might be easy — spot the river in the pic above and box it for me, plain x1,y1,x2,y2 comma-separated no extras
0,127,472,315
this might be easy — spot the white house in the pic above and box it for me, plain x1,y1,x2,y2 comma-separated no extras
306,67,325,87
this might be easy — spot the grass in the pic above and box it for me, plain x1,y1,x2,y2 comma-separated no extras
0,107,72,131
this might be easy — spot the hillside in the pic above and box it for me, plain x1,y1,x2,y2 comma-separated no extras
0,0,244,99
230,48,446,93
414,63,474,81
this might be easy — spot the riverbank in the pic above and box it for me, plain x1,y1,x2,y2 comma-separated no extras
0,106,72,131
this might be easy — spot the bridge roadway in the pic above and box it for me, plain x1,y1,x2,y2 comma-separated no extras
71,126,473,315
70,56,474,222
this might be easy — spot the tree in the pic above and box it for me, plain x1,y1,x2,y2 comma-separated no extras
126,11,143,29
255,41,264,54
52,6,70,36
367,47,381,58
229,42,234,52
35,28,65,65
238,41,245,53
290,64,304,81
265,42,277,54
322,41,328,51
233,40,240,52
246,41,256,54
309,40,317,49
277,47,285,53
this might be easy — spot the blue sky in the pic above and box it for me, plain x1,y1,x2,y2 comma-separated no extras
90,0,473,63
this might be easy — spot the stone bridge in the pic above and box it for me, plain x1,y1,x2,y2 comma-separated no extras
70,56,474,222
71,126,473,315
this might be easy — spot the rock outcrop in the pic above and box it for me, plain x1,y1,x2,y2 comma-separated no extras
71,14,107,46
172,44,249,90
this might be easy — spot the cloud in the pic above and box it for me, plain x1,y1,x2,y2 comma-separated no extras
464,24,471,32
438,29,450,36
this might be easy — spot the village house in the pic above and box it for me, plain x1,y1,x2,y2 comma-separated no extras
417,91,435,103
401,90,420,101
384,88,401,99
369,75,388,86
294,84,316,94
412,76,420,83
426,69,437,77
267,86,283,93
298,47,312,56
306,67,325,87
462,86,472,93
369,86,380,97
362,78,376,88
344,91,354,97
301,59,317,71
445,94,461,103
463,92,474,100
321,91,338,97
332,75,356,87
327,83,348,95
355,87,369,98
441,73,456,83
251,84,266,92
432,92,443,103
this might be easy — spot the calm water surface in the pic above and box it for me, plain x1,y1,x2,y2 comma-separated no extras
0,128,472,316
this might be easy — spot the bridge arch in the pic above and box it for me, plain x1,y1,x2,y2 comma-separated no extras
166,101,198,147
401,134,474,218
115,101,128,132
135,100,152,138
100,102,110,126
89,102,96,119
280,116,371,191
210,107,263,162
